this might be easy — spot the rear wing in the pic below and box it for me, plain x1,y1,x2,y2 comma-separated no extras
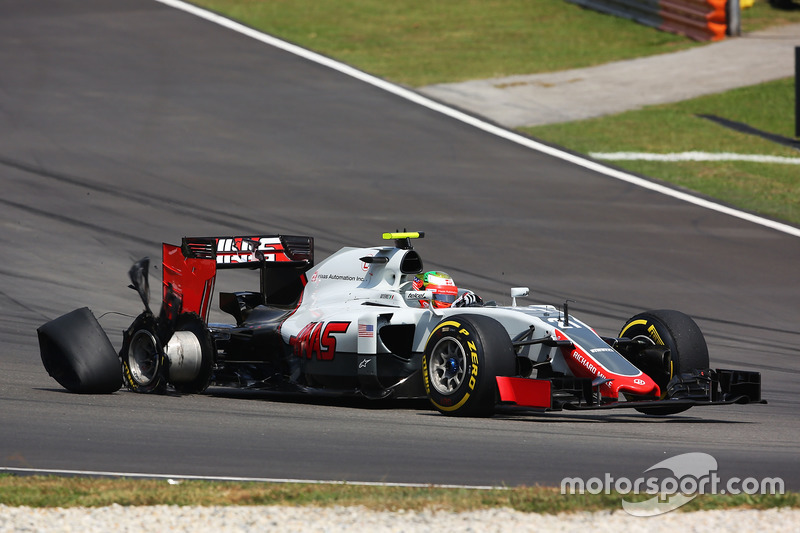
162,235,313,321
181,235,313,268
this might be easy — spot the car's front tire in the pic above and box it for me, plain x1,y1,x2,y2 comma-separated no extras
423,314,515,417
620,309,709,415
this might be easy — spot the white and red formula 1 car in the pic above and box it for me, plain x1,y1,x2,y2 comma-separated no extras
38,232,764,416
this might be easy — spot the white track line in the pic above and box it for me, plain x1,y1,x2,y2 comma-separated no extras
154,0,800,239
592,152,800,164
0,466,504,490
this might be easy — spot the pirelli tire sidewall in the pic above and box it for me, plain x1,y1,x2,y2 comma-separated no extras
619,309,709,415
120,312,168,394
423,314,515,417
619,309,709,383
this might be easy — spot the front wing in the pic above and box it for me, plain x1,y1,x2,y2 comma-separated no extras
496,368,765,411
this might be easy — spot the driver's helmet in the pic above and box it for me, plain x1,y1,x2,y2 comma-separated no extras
412,271,458,308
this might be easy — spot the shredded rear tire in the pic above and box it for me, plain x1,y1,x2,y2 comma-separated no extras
120,312,168,394
37,307,122,394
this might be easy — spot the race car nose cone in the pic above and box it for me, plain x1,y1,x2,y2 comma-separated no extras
614,373,661,399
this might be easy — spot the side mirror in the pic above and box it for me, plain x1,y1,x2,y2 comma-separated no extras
510,287,529,307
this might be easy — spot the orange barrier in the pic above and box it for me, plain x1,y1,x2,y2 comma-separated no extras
565,0,731,41
659,0,727,41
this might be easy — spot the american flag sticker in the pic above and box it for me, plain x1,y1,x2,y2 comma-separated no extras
358,324,374,338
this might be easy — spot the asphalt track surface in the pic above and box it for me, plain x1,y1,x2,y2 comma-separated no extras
2,0,799,490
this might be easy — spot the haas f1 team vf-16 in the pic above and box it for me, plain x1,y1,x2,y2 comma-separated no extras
37,232,764,417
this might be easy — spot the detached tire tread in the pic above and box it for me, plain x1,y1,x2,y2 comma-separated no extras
37,307,122,394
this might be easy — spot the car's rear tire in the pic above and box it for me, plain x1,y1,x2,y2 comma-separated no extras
120,312,168,394
423,314,515,417
37,307,122,394
619,309,709,415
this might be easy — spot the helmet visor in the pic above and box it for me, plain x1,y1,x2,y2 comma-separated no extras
428,283,458,306
432,293,457,304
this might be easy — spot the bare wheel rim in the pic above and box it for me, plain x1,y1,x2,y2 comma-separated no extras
429,337,467,395
128,330,160,386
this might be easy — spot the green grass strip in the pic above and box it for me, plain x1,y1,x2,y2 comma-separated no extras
189,1,800,87
0,475,797,513
522,78,800,225
190,0,702,86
